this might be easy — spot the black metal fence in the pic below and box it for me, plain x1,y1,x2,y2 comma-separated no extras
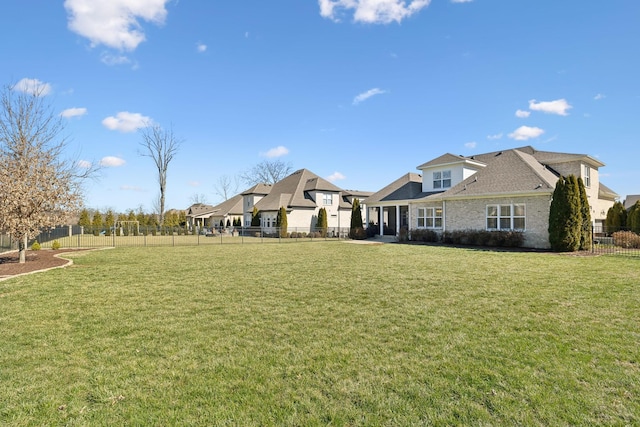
592,225,640,257
3,225,352,250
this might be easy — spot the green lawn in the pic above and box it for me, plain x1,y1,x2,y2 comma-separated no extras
1,242,639,425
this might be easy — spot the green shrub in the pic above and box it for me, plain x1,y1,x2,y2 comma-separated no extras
31,241,41,251
441,229,523,248
51,240,61,250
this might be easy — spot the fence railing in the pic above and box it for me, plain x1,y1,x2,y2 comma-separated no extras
23,226,352,249
592,225,640,257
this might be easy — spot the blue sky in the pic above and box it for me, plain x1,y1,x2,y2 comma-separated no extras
3,0,639,212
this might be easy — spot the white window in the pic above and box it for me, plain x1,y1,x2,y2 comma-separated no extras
417,207,443,228
323,193,333,205
486,204,525,230
433,170,452,189
584,165,591,187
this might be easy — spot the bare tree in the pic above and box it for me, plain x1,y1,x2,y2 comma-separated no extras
0,84,85,263
139,124,182,225
189,193,209,205
240,159,293,186
214,174,241,201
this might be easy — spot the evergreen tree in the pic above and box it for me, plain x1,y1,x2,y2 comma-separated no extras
349,198,365,239
316,207,328,236
548,175,581,252
78,209,91,230
577,177,592,250
605,201,626,233
104,210,115,236
276,206,288,237
628,201,640,234
91,210,103,235
251,207,261,227
226,218,231,228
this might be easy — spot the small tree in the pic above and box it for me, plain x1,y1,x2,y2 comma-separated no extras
78,209,91,231
104,210,115,236
349,198,365,239
577,177,592,250
316,207,328,236
276,206,288,238
251,207,261,227
91,210,103,236
605,201,626,234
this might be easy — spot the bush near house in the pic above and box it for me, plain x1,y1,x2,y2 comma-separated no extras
612,231,640,249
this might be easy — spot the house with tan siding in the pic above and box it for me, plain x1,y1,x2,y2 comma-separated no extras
364,146,618,249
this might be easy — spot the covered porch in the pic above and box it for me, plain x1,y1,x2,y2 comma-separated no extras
366,205,410,236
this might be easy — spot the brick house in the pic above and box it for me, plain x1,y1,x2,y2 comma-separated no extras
364,146,618,248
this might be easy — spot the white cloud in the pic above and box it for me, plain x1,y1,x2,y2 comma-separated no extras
319,0,430,24
13,78,52,96
487,133,503,140
102,111,152,132
100,156,126,167
262,146,290,158
61,107,88,118
594,93,606,100
515,109,530,118
528,98,572,116
196,42,207,53
120,185,144,191
464,141,477,149
77,160,92,169
508,126,545,141
64,0,170,51
353,88,387,105
100,52,132,66
327,172,346,182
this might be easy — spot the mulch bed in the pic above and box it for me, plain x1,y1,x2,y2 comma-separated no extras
0,249,88,279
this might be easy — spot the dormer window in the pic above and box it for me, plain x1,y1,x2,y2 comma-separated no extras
433,170,452,189
323,193,333,205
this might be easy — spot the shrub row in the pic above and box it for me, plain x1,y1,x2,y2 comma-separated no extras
402,228,524,248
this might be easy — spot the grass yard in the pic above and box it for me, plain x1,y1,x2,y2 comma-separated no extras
1,242,639,425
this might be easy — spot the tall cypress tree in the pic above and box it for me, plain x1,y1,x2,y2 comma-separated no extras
549,175,582,252
628,201,640,233
577,177,592,250
276,206,288,237
605,201,626,233
316,207,328,236
349,198,365,239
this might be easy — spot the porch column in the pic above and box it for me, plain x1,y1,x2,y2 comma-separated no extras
379,206,384,236
396,205,401,235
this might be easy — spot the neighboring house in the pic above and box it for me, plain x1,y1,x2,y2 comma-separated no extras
364,146,618,249
241,169,372,234
185,195,244,230
624,195,640,210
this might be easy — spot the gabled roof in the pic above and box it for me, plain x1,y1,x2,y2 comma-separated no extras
364,173,436,204
186,203,216,216
241,183,272,196
472,145,605,168
416,153,486,170
209,193,244,217
433,148,559,200
254,169,345,211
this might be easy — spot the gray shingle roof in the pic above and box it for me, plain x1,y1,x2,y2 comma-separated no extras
434,148,559,199
209,193,244,216
253,169,345,211
364,173,436,204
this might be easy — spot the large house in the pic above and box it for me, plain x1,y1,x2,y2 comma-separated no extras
186,169,371,235
364,146,618,248
241,169,371,235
